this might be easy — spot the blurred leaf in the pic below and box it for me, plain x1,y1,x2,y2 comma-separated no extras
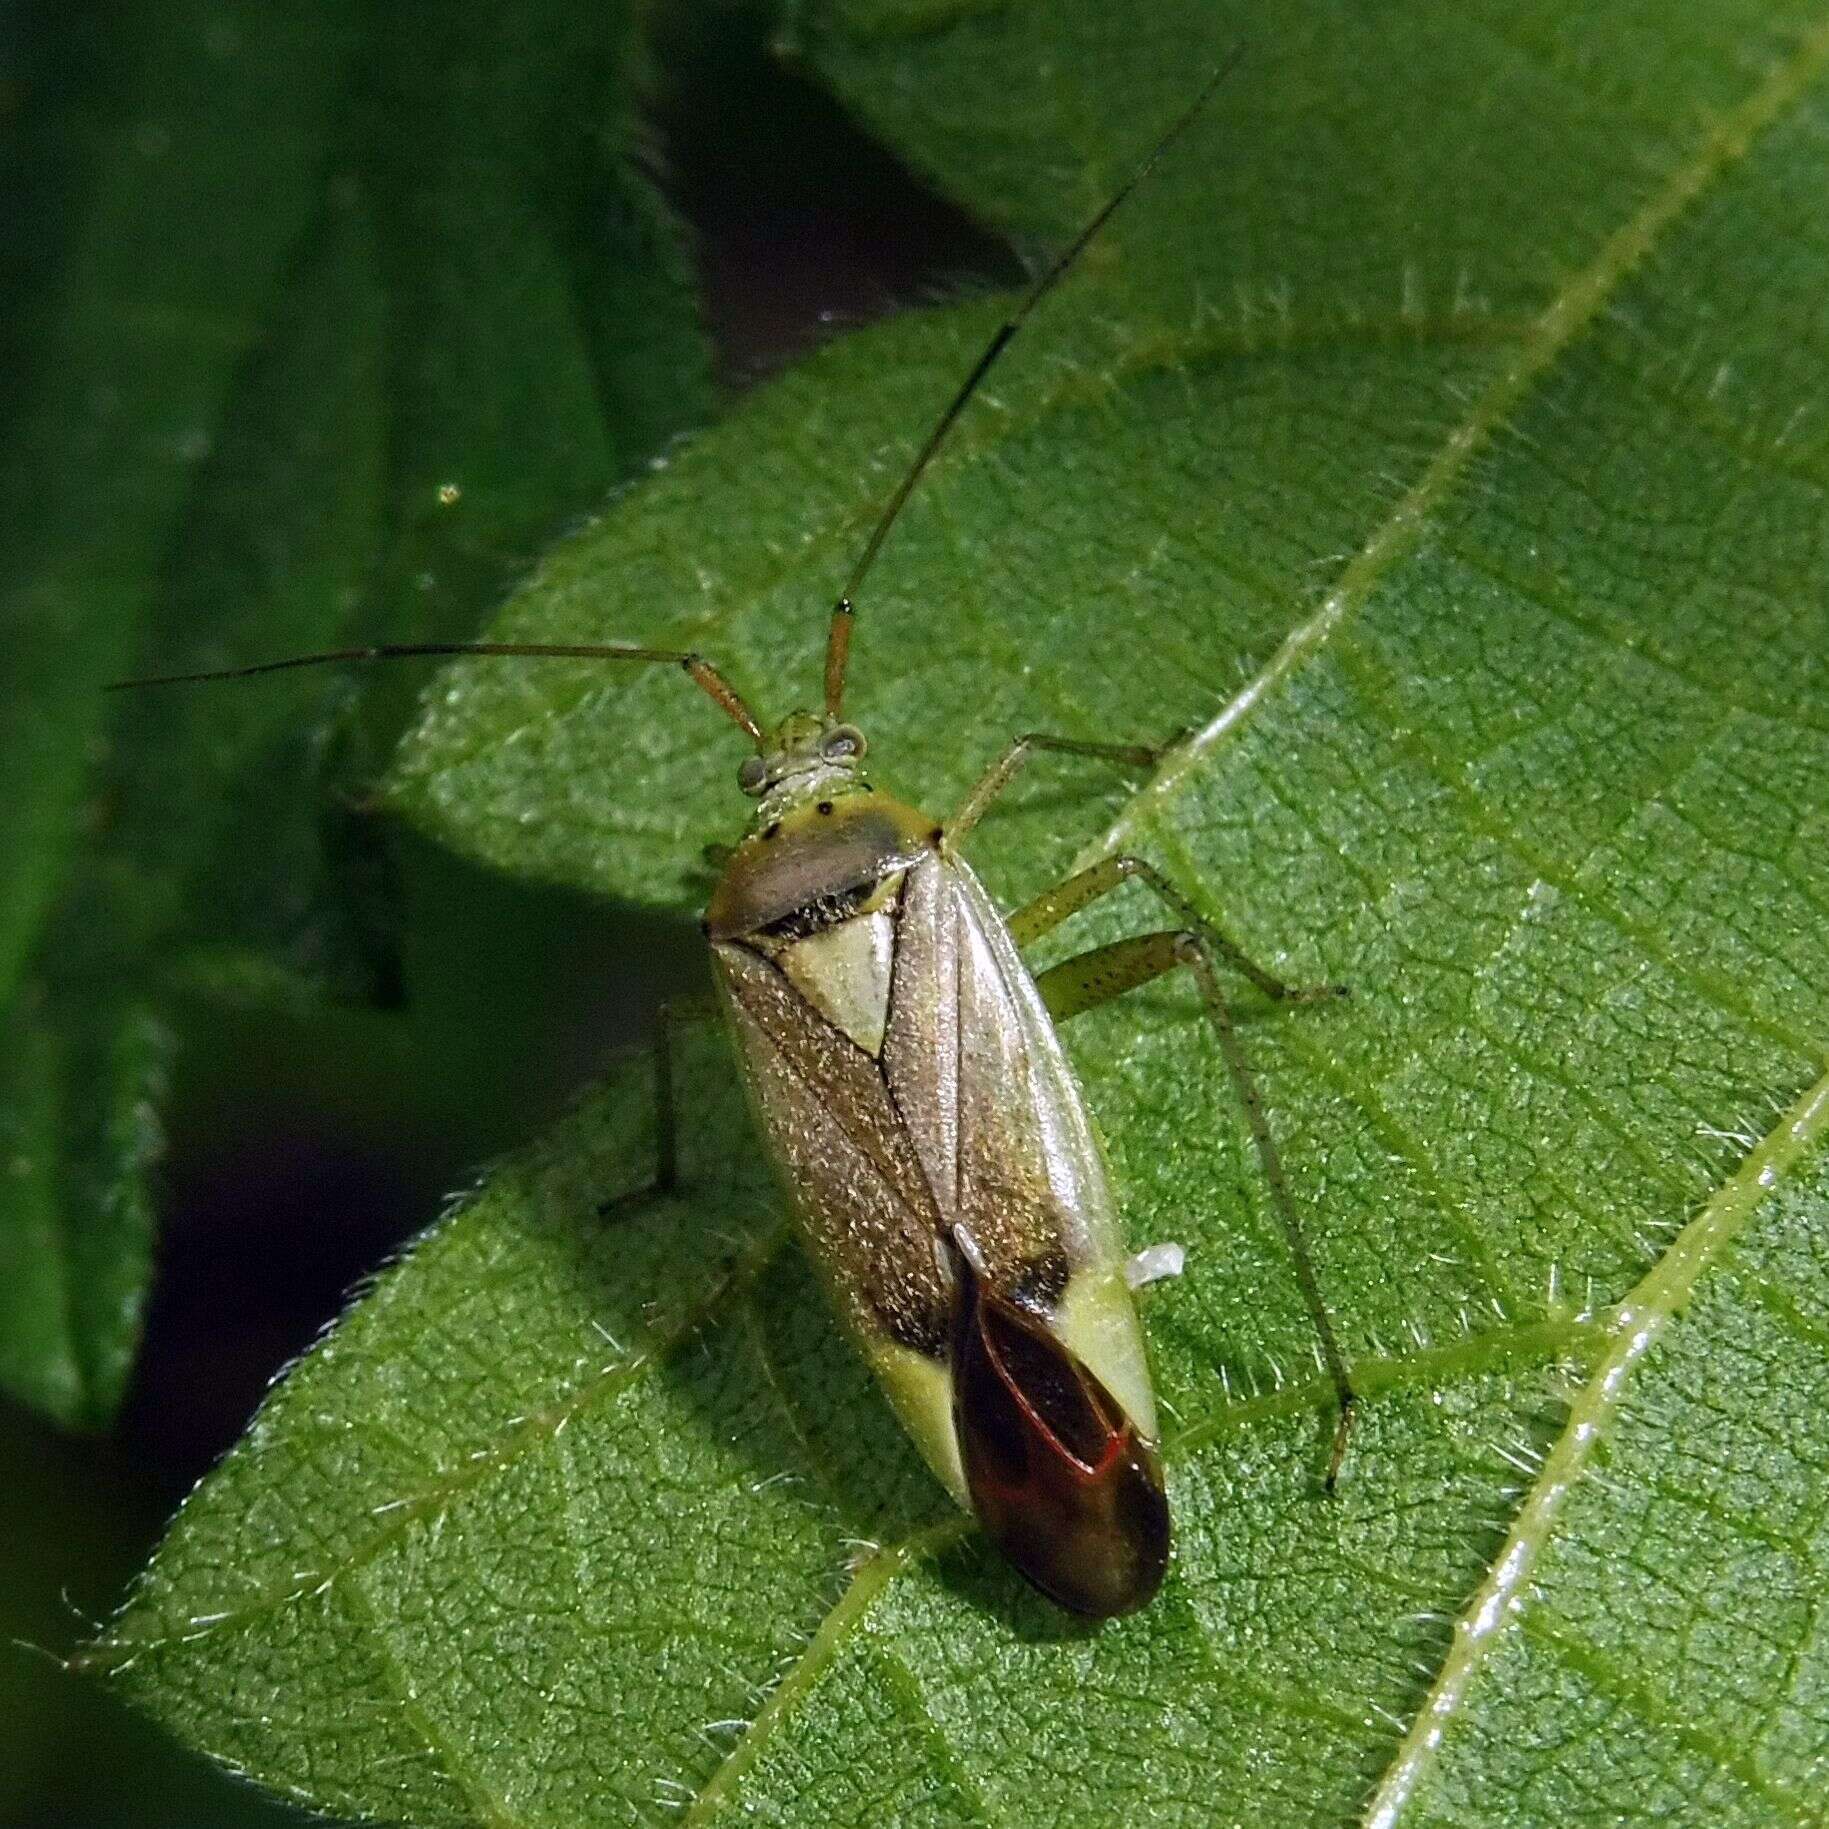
100,1,1829,1823
0,0,712,1427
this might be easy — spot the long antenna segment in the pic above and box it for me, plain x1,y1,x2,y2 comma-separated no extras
109,642,767,748
823,50,1242,719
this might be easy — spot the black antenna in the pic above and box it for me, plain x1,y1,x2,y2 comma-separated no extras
823,51,1242,718
108,642,768,747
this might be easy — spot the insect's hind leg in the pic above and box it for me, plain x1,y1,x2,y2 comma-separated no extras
1033,928,1357,1489
598,993,722,1215
1011,853,1345,1005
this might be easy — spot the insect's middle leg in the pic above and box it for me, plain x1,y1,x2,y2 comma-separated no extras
598,993,721,1215
1033,922,1356,1488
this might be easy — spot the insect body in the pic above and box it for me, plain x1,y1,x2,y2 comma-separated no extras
116,59,1356,1618
706,725,1169,1613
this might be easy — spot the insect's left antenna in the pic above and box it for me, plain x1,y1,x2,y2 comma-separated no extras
823,51,1242,720
109,641,768,749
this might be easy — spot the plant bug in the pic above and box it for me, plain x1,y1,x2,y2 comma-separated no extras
113,57,1357,1618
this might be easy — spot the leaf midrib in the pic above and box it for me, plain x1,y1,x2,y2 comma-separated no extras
1362,1065,1829,1827
1095,18,1829,869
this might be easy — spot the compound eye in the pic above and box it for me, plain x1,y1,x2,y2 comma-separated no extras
737,755,769,796
821,723,867,762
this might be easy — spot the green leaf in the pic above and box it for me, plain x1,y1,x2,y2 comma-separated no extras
0,0,712,1426
100,1,1829,1822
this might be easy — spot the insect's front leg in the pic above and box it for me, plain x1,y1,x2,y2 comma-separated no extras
945,732,1167,846
598,993,722,1215
1030,919,1357,1490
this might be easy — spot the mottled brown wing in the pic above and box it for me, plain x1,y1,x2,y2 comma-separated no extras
882,852,1129,1308
715,850,1126,1328
712,933,953,1358
712,849,1156,1490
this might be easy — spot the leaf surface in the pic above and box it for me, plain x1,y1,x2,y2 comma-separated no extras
102,2,1829,1822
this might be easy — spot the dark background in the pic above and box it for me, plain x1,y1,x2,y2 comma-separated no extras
0,7,1020,1824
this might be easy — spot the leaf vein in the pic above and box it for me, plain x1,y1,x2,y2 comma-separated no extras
1327,622,1822,1070
1173,1312,1608,1457
341,1574,526,1829
677,1524,967,1827
1520,1609,1821,1823
871,1636,1009,1827
1444,534,1829,746
1151,822,1527,1311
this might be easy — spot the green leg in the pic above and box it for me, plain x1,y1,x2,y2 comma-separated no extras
1034,928,1357,1489
946,732,1166,846
1011,853,1345,1004
598,994,721,1215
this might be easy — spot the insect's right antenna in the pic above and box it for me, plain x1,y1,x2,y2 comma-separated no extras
109,641,768,748
823,50,1243,720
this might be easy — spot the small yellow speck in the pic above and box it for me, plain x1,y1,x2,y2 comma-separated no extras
437,482,461,505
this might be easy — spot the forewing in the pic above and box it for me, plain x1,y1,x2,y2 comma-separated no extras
885,855,1123,1296
884,853,1158,1440
713,941,950,1359
714,847,1158,1505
